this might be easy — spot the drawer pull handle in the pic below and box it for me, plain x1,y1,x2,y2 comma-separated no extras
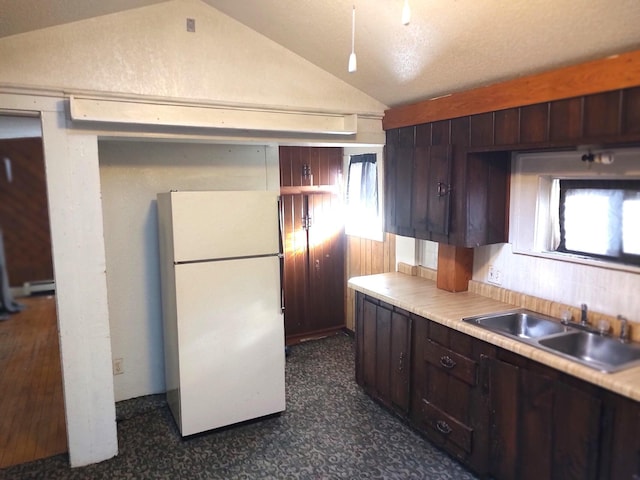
440,355,456,369
436,420,452,435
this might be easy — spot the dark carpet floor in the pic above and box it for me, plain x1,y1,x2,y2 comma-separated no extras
1,333,478,479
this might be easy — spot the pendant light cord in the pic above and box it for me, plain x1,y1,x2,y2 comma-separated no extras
348,5,357,72
351,6,356,54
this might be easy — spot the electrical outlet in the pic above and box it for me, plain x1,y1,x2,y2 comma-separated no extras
488,265,502,285
186,18,196,32
113,358,124,376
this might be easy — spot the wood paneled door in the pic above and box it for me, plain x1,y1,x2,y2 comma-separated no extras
0,137,54,287
280,147,345,344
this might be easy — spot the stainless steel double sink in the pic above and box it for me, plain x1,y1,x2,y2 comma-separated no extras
463,310,640,373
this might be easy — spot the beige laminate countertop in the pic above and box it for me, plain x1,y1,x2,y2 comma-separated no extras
348,272,640,403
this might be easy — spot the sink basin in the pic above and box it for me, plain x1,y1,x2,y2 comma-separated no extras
464,310,567,339
463,309,640,373
538,331,640,373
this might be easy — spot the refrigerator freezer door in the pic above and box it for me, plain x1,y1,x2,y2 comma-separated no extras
174,255,285,436
168,191,280,263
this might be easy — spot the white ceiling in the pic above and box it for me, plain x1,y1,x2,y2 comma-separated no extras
1,0,639,108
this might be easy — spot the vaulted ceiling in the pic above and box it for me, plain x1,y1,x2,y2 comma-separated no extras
1,0,639,108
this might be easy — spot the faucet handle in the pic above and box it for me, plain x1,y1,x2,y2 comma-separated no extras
560,310,572,325
597,319,611,336
618,315,631,343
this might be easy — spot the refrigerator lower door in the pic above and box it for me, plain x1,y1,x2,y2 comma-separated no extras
173,255,285,436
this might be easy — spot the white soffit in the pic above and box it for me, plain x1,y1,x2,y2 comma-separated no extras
69,96,358,135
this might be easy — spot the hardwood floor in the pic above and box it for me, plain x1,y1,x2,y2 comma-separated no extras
0,295,67,468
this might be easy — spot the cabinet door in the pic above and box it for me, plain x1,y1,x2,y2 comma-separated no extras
488,356,520,480
307,192,345,332
603,393,640,480
390,310,411,413
412,145,452,238
426,144,452,235
361,298,378,394
281,194,310,337
393,145,414,236
489,356,602,480
552,381,601,480
384,128,414,237
412,145,430,234
375,304,392,405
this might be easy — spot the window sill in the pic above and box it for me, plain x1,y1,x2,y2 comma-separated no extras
512,248,640,275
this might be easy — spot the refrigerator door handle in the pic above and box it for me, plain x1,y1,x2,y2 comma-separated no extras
277,197,285,313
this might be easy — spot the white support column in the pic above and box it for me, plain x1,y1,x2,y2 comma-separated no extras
40,109,117,467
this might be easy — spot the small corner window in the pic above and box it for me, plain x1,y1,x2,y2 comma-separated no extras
555,179,640,266
345,153,382,241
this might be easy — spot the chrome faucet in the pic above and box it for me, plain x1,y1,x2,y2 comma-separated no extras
580,304,589,326
618,315,631,343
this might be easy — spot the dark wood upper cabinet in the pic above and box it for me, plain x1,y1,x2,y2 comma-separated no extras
431,120,450,146
520,103,549,144
412,144,452,238
384,127,414,238
424,145,452,236
583,91,622,139
384,85,640,247
494,108,520,146
622,86,640,134
549,97,584,142
385,123,508,247
470,112,494,147
279,146,341,187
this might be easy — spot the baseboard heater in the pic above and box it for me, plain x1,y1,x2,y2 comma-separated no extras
22,280,55,296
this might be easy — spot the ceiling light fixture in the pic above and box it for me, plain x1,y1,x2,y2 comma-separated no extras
348,5,357,73
402,0,411,25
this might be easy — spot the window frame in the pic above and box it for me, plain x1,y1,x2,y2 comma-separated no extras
509,148,640,275
344,153,383,241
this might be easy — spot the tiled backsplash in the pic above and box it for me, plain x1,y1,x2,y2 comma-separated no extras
397,262,639,342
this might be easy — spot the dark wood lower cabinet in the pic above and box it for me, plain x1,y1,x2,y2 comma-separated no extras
601,392,640,480
411,315,493,474
489,352,601,480
353,292,640,480
355,295,411,415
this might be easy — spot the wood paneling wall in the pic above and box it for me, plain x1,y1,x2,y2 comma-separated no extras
345,233,396,331
0,137,53,287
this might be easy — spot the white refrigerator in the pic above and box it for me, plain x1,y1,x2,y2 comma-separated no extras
157,190,286,437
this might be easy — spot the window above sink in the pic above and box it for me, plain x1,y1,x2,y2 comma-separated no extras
510,147,640,274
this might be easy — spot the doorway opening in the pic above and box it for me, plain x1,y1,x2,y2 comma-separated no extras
0,115,66,468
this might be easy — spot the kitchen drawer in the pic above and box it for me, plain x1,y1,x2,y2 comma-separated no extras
420,399,473,454
424,339,477,386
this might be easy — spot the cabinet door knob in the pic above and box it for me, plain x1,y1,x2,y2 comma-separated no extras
440,355,456,369
436,420,452,435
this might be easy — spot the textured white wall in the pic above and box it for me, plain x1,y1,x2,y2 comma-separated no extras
395,235,417,268
0,0,386,115
99,141,279,401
